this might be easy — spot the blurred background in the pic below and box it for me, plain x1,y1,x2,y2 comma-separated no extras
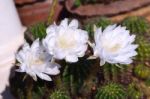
14,0,150,26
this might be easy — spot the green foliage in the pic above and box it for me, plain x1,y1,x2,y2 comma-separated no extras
134,64,150,79
29,22,46,40
122,16,150,35
127,83,143,99
74,0,82,7
136,37,150,62
49,90,70,99
95,83,127,99
85,17,112,39
63,58,93,95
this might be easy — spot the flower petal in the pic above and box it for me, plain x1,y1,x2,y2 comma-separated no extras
94,27,102,43
100,59,105,66
65,55,78,63
54,49,66,59
31,39,42,55
36,73,52,81
69,19,78,28
60,18,68,27
76,45,87,57
27,71,37,81
46,24,57,34
16,51,24,63
44,66,60,75
103,24,116,33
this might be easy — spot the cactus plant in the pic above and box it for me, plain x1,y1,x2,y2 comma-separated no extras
103,64,129,83
74,0,82,7
10,72,28,99
84,17,112,39
122,16,150,35
135,37,150,62
134,64,150,79
49,90,70,99
95,17,112,30
95,83,127,99
111,65,120,82
63,58,93,95
122,16,150,62
29,22,46,40
32,86,45,99
145,78,150,86
127,83,143,99
119,65,132,85
103,63,111,82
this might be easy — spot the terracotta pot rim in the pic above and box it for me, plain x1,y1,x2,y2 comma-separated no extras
65,0,150,16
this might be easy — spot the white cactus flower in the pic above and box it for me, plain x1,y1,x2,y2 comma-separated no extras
93,25,138,66
43,18,88,63
16,39,60,81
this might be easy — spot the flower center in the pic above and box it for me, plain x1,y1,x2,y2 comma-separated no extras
28,55,45,66
31,59,44,65
102,41,121,53
57,35,76,49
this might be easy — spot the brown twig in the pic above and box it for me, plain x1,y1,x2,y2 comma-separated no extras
47,0,58,25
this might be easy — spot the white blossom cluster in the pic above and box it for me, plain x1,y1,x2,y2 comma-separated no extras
16,18,138,81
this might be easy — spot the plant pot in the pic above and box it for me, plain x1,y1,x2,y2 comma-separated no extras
65,0,150,17
0,0,26,98
15,0,36,5
17,0,63,26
